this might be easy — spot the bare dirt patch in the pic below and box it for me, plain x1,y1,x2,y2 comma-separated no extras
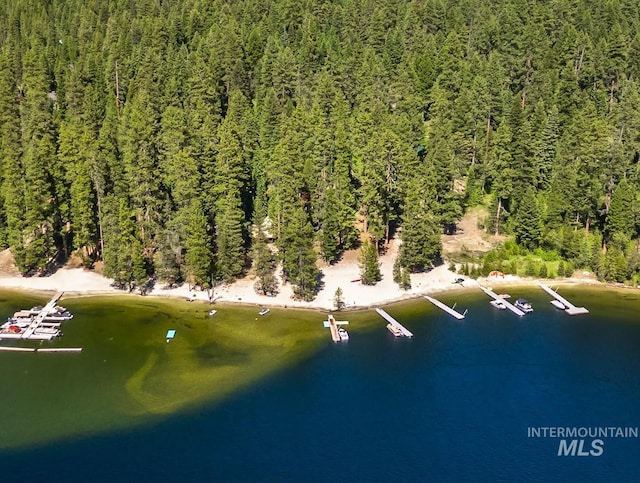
441,206,506,258
0,249,20,276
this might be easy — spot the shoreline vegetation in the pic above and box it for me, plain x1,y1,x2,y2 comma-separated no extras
3,2,640,306
0,241,612,312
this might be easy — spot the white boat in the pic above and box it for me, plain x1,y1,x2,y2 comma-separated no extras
338,327,349,341
208,309,217,316
514,298,533,313
259,308,270,316
490,299,507,310
550,300,566,310
42,307,74,321
387,323,403,336
497,293,511,299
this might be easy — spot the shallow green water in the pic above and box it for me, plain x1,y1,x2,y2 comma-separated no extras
0,291,376,450
1,284,638,461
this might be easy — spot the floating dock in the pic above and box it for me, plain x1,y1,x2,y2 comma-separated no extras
21,292,64,339
0,291,69,340
375,308,413,337
323,315,349,342
423,295,466,320
0,346,36,352
0,346,82,353
37,347,82,353
479,286,525,316
537,283,589,315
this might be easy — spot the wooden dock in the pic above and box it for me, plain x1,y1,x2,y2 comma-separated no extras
375,308,413,337
423,295,466,320
537,283,589,315
479,286,525,316
21,291,65,339
328,314,340,342
323,315,349,342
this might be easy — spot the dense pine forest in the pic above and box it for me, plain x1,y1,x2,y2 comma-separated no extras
2,0,640,298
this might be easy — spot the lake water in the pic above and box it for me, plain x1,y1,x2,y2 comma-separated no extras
0,286,639,482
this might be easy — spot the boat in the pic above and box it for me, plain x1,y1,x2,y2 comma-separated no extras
0,292,69,341
208,309,217,316
387,323,403,336
490,299,507,310
259,308,270,316
497,293,511,299
514,298,533,313
42,307,74,321
338,327,349,341
550,300,566,310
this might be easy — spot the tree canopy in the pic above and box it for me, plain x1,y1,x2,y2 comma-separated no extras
2,0,640,292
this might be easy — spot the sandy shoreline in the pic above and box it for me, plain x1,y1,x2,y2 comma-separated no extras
0,242,619,310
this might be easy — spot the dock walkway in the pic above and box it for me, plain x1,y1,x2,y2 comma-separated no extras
323,315,349,342
424,295,466,320
21,291,64,339
375,308,413,337
479,286,525,316
537,283,589,315
328,314,340,342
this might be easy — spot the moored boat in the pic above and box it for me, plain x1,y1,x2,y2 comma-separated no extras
490,299,507,310
550,300,566,310
208,309,217,316
338,327,349,341
387,323,403,336
259,308,270,316
514,298,533,313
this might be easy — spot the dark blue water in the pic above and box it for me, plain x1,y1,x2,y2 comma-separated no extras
2,290,640,482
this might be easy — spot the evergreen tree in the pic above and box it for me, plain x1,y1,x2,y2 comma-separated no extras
279,204,319,301
19,47,59,272
359,239,382,285
184,202,213,289
215,191,246,282
333,287,345,311
605,179,635,250
252,226,278,296
399,172,442,271
514,188,542,249
0,45,24,260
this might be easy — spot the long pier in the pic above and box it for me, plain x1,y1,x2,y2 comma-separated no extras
479,286,525,316
537,283,589,315
424,295,466,320
375,308,413,337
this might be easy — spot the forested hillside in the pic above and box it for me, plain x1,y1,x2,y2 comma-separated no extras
1,0,640,297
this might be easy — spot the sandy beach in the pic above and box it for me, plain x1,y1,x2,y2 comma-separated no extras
0,240,471,309
0,239,607,311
